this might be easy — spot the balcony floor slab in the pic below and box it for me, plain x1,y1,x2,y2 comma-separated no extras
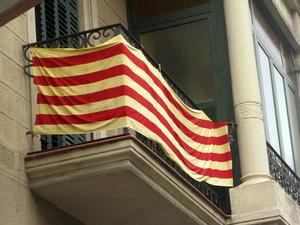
25,135,227,225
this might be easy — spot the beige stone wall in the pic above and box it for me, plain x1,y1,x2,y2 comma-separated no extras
273,0,294,31
97,0,127,27
0,11,83,225
78,0,127,31
229,180,300,225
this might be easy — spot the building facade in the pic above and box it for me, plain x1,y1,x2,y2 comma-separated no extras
0,0,300,224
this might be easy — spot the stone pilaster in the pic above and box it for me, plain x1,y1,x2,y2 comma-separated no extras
224,0,271,184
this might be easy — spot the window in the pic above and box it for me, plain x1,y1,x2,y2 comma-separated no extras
253,2,300,171
129,1,218,120
130,0,209,21
35,0,87,149
35,0,79,41
140,19,214,108
257,44,298,170
257,46,280,152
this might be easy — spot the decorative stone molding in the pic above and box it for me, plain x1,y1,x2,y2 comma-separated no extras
235,101,264,120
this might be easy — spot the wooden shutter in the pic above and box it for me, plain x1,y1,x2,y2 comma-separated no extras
35,0,86,149
35,0,79,41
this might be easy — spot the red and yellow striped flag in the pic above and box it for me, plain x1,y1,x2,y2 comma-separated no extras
31,35,233,186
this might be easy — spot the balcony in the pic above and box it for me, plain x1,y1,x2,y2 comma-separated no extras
23,24,231,225
26,129,231,225
267,143,300,205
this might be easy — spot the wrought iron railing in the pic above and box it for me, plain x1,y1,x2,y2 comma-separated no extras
267,143,300,205
23,23,231,214
135,131,230,214
23,23,197,108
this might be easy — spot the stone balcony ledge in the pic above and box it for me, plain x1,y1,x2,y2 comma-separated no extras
26,134,228,225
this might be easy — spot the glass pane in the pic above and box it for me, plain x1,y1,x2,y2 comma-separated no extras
287,85,300,172
131,0,210,21
273,67,295,169
141,19,214,105
257,45,281,153
252,1,282,67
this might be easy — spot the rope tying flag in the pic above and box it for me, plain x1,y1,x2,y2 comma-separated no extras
31,35,233,186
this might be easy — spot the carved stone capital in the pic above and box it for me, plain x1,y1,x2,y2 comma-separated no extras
235,101,264,121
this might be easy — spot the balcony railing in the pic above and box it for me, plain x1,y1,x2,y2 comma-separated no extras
23,23,231,215
267,143,300,205
23,23,197,108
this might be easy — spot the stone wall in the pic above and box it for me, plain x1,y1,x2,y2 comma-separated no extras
97,0,127,27
0,1,128,223
0,11,83,225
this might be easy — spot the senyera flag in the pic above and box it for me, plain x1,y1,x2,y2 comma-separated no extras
30,35,233,187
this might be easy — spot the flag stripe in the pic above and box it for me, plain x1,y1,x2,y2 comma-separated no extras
31,35,233,186
35,66,227,138
37,84,229,146
37,95,230,154
34,62,225,131
33,43,124,68
33,116,232,185
33,44,226,129
30,36,121,58
36,105,232,175
36,81,229,148
35,75,229,147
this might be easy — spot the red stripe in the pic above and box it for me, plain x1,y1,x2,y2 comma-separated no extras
32,43,124,68
35,64,229,142
33,43,227,129
37,85,230,160
34,66,120,86
35,63,226,131
35,106,232,179
33,41,232,180
37,83,229,145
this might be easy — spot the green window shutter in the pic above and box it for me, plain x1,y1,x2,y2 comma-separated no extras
35,0,79,41
35,0,86,150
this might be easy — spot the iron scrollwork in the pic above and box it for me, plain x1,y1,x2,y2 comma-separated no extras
136,132,230,214
22,23,198,110
267,143,300,205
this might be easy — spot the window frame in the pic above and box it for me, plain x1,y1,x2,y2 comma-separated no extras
254,31,297,170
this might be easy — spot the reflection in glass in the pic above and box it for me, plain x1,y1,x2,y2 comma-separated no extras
258,45,280,153
141,19,214,106
273,67,294,169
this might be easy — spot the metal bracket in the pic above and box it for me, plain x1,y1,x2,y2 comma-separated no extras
228,122,237,145
26,131,33,135
23,44,34,78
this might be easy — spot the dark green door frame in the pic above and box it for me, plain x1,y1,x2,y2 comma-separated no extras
126,0,241,186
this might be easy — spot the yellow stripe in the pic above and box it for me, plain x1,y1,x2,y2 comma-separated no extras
31,35,124,58
38,95,230,154
34,52,212,123
121,38,211,117
33,54,126,77
34,117,233,186
32,36,228,144
34,120,233,187
37,75,228,139
204,177,232,187
33,46,212,123
34,116,232,172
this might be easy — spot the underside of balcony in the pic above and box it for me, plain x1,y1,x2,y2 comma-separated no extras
25,133,228,225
